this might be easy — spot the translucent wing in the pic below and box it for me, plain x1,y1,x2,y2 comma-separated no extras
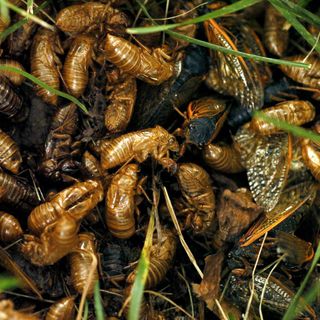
234,126,292,212
239,181,316,246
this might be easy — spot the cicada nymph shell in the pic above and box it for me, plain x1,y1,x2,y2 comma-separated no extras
63,35,95,98
202,143,244,173
0,299,40,320
99,126,179,171
28,179,104,235
30,29,63,105
204,17,271,110
69,232,99,296
249,100,315,135
264,4,289,56
0,59,25,85
0,128,22,174
127,229,177,289
45,296,75,320
104,69,137,133
176,163,215,233
21,215,79,266
104,34,175,85
0,211,23,243
105,163,139,239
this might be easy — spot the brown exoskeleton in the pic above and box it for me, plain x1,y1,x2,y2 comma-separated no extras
249,100,315,135
62,35,95,98
0,59,25,85
0,76,26,122
202,143,244,173
69,232,99,296
99,125,179,171
30,28,63,105
21,215,79,266
0,211,23,243
126,229,177,289
56,2,128,34
39,103,81,182
28,179,104,235
45,296,75,320
264,4,289,56
0,128,22,174
0,170,39,211
0,300,40,320
104,68,137,133
104,34,175,85
105,163,140,239
176,163,216,234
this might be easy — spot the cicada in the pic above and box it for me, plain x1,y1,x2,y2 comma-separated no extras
204,17,271,110
0,211,23,243
0,300,40,320
0,59,25,85
45,296,75,320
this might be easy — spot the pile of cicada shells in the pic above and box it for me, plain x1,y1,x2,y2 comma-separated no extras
0,0,319,319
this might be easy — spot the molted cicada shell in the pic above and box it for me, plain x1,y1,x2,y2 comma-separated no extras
0,211,23,243
106,163,139,239
63,35,95,98
264,4,289,56
39,103,80,182
0,300,40,320
0,59,25,85
0,128,22,174
56,2,128,34
104,34,175,85
30,29,63,105
127,229,177,289
249,100,315,136
204,17,271,110
202,143,244,173
176,163,215,234
45,296,75,320
99,126,179,171
21,215,79,266
81,151,102,179
69,232,99,296
28,179,104,235
105,69,137,133
0,76,26,122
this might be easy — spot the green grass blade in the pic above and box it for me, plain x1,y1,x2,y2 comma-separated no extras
94,281,105,320
253,111,320,143
127,0,263,34
276,0,320,27
283,242,320,320
82,300,89,320
167,30,309,68
0,275,20,292
0,65,88,113
128,213,155,320
4,0,54,30
0,0,9,22
27,0,34,14
268,0,320,53
0,1,49,42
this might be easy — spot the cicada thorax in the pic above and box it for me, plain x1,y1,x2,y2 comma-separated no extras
204,17,271,111
183,97,228,147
